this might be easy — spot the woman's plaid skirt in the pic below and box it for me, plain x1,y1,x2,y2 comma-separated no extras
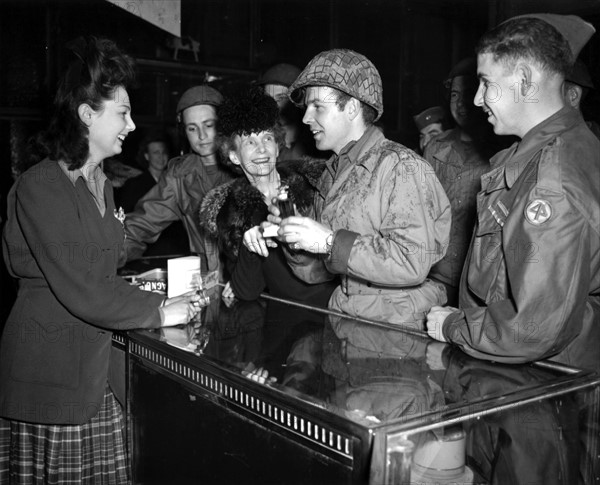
0,386,129,484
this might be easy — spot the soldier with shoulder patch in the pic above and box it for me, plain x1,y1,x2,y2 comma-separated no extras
426,14,600,372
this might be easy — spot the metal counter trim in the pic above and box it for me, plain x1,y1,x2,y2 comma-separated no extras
129,338,355,462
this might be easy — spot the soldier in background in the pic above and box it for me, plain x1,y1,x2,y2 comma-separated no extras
121,85,236,271
413,105,447,153
423,58,494,305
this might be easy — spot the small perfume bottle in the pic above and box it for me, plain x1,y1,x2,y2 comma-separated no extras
276,185,295,218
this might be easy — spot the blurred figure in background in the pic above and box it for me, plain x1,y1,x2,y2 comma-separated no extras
256,62,322,160
563,59,600,139
424,58,495,306
115,131,189,257
413,105,447,153
116,131,170,212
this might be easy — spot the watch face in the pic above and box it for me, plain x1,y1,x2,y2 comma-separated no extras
325,232,334,254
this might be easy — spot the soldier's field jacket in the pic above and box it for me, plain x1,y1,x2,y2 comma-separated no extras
122,153,234,271
287,126,451,327
443,108,600,372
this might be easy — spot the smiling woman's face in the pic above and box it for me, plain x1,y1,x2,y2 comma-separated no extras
228,129,279,183
87,85,136,161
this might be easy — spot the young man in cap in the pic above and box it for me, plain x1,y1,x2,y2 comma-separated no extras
413,105,446,153
121,85,235,271
246,49,451,327
256,62,319,160
423,58,495,306
426,14,600,372
256,63,301,109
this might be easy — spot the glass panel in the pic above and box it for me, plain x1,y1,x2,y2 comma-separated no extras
154,284,594,430
385,386,599,485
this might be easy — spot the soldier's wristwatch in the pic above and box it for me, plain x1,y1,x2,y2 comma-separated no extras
325,231,334,255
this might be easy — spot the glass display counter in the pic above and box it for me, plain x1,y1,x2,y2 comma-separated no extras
123,286,599,484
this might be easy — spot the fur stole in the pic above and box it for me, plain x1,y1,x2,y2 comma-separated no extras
199,158,326,261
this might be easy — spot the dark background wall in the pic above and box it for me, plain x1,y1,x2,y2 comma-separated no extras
1,0,599,318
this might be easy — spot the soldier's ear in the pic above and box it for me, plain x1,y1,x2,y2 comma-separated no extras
346,97,362,121
515,62,534,98
567,84,582,108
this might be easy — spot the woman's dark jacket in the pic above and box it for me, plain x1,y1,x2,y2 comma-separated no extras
1,159,165,425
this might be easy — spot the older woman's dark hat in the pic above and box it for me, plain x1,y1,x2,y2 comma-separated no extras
218,86,280,138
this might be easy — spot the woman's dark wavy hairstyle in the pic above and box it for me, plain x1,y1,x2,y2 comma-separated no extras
31,36,136,170
476,18,574,77
217,86,285,174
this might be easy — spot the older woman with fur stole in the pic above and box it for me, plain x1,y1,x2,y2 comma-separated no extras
199,88,336,367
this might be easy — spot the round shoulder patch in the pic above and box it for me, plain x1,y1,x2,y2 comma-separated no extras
524,199,552,225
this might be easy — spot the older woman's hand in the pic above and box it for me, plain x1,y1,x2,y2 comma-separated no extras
243,225,278,257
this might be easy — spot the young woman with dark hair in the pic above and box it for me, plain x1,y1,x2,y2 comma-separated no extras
0,37,202,483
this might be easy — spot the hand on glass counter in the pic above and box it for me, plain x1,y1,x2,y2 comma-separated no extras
426,305,456,342
242,363,277,385
425,341,447,371
221,281,238,308
160,290,207,327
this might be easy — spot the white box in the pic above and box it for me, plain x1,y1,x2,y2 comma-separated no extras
261,224,280,238
167,256,201,297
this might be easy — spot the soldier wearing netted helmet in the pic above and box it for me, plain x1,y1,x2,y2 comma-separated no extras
244,48,452,327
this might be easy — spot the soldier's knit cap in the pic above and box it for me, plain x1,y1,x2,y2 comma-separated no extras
288,49,383,121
